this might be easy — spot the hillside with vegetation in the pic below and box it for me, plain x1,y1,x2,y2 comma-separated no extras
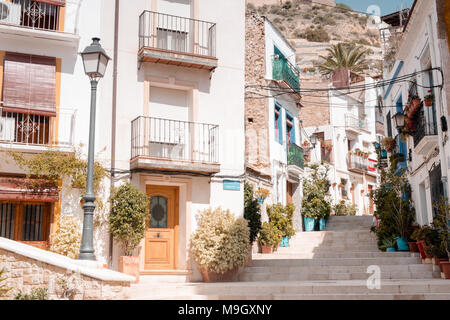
247,1,382,75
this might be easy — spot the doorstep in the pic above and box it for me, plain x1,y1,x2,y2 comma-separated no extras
139,269,192,276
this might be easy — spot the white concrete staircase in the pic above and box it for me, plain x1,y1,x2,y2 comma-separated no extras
129,216,450,300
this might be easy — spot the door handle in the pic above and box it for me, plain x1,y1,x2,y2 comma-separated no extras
154,232,161,238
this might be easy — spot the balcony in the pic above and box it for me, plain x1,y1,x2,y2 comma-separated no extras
348,153,368,174
0,108,76,151
130,116,220,174
413,109,438,156
345,114,368,134
0,0,78,47
287,143,304,181
272,57,301,98
138,11,217,70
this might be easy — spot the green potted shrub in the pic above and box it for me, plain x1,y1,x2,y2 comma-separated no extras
258,222,282,254
302,164,331,232
191,207,250,282
109,183,149,283
267,203,296,247
380,237,397,252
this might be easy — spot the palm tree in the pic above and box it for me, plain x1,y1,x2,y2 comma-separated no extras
316,43,371,75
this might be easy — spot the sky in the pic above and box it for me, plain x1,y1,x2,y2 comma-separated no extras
336,0,415,16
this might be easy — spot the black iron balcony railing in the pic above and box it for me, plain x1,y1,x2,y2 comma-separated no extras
272,57,300,94
287,143,304,169
413,108,438,147
138,11,216,58
131,116,219,163
0,0,64,32
348,153,368,172
345,114,368,131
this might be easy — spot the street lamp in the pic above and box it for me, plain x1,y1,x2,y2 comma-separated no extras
78,38,110,261
392,112,405,130
307,133,318,150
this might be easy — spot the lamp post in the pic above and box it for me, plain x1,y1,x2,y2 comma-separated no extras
78,38,110,261
392,112,405,131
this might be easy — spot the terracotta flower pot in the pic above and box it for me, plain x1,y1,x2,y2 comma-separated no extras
408,241,419,253
412,98,421,108
441,261,450,279
439,259,449,273
118,256,140,283
417,241,427,259
424,98,433,107
200,266,240,283
261,245,273,254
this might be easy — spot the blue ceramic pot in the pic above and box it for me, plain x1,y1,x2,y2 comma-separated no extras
319,218,326,231
304,217,315,232
396,237,409,251
386,247,396,252
257,197,264,204
280,237,290,247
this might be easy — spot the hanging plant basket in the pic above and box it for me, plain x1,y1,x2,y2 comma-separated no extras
424,91,434,107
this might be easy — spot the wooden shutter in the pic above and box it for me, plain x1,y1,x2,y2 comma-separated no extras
2,53,56,116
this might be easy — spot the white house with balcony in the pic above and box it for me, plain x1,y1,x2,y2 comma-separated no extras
304,76,380,216
0,0,246,282
245,13,304,229
381,0,450,226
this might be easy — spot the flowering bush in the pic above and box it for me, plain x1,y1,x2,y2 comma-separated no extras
191,207,250,274
258,222,282,247
50,216,82,259
254,188,270,199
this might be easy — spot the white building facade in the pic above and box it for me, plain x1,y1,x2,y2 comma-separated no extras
381,0,450,226
0,0,246,281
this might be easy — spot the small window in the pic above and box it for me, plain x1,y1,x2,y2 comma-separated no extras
150,196,168,228
286,113,295,145
274,104,282,144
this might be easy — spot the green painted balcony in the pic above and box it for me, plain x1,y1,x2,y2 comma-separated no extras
272,57,301,96
287,143,304,170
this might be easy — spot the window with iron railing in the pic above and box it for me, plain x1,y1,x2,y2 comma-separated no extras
0,0,65,32
139,11,216,58
413,105,438,147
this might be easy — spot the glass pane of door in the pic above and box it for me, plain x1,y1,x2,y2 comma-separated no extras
150,196,168,228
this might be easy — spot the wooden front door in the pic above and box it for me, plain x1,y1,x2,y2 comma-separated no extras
287,182,293,204
144,185,179,270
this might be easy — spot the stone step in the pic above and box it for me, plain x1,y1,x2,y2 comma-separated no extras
244,263,435,274
143,293,450,300
238,271,440,281
274,246,381,253
251,257,421,267
129,279,450,299
252,251,411,259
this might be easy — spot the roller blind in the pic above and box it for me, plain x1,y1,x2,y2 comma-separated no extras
2,52,56,116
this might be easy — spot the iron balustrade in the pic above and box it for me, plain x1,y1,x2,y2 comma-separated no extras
131,116,219,164
0,108,75,146
0,0,63,32
348,153,369,172
272,57,301,94
345,114,368,131
139,11,216,58
413,108,438,147
287,143,304,169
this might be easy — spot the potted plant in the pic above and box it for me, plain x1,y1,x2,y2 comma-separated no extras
109,183,149,284
424,90,434,107
267,203,296,247
243,182,262,267
255,188,270,204
381,237,397,252
258,222,281,253
410,94,421,109
191,207,250,282
382,137,396,153
392,203,415,251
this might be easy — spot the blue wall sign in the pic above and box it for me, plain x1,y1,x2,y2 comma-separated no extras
223,180,241,191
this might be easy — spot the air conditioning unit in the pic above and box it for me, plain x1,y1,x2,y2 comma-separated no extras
0,1,21,26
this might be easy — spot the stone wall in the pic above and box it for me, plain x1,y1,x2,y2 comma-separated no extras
0,240,132,300
299,77,331,127
245,13,272,179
